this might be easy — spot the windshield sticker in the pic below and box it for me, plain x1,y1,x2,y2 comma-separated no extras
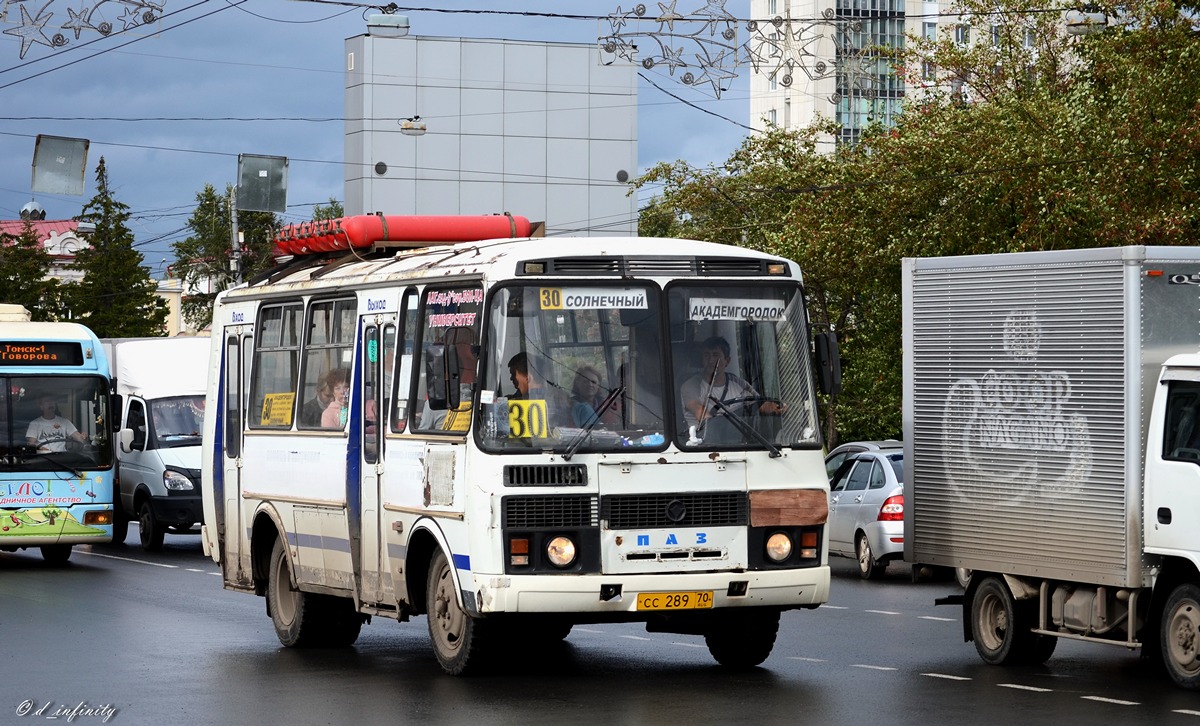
539,288,648,310
688,298,786,322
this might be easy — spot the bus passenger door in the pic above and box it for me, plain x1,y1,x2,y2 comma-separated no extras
221,332,249,585
358,318,392,604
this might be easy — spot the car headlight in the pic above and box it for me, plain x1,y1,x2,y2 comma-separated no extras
546,536,577,567
163,470,194,491
765,532,793,562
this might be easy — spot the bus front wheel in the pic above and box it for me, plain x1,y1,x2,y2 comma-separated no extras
705,608,780,670
427,549,492,675
40,545,72,565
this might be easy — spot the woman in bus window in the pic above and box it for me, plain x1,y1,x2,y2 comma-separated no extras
319,368,350,429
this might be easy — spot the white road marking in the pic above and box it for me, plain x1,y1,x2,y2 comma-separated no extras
852,664,898,671
207,571,222,576
922,673,971,681
185,568,206,572
575,628,604,633
999,684,1053,693
787,657,827,663
865,609,901,615
823,605,848,609
1172,710,1200,717
671,642,705,648
919,616,957,622
74,550,177,568
619,635,651,641
1082,696,1139,706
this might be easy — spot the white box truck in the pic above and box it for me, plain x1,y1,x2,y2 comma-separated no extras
904,246,1200,689
104,337,209,551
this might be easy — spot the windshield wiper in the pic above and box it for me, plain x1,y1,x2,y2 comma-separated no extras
26,451,86,478
705,396,782,458
563,385,625,461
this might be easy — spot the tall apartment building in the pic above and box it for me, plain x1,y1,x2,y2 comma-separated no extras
749,0,943,146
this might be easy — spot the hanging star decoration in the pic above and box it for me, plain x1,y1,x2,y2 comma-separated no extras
1,0,166,58
600,1,881,102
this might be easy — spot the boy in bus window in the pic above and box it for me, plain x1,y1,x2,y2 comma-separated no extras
27,395,88,452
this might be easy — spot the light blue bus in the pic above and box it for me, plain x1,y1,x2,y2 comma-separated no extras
0,306,117,564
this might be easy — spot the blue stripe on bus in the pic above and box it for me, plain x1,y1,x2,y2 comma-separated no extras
453,553,470,571
286,530,352,553
212,342,225,529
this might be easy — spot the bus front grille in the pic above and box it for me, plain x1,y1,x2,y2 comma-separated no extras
502,495,599,528
601,492,748,529
503,464,588,486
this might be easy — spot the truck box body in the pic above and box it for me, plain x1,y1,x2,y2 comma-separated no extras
903,246,1200,589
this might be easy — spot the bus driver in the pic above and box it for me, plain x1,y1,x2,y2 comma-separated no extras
26,394,88,452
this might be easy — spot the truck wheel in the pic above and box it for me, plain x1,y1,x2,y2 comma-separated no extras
267,537,322,648
971,576,1036,665
705,609,781,670
111,508,129,545
138,501,164,552
1161,583,1200,689
856,532,884,580
427,549,491,675
40,545,72,565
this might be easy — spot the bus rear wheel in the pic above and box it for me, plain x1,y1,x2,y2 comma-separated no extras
40,545,72,565
705,608,780,670
268,537,322,647
427,549,492,675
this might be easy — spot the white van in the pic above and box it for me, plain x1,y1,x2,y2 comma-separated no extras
104,337,209,551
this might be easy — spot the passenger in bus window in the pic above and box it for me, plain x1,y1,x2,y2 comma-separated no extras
26,395,88,452
570,365,616,427
508,352,569,429
301,373,333,427
319,369,351,428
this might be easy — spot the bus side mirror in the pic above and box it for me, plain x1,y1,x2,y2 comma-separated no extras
425,344,448,411
815,332,842,395
111,394,123,431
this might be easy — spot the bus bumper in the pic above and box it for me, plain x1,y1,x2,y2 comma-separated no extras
470,566,830,614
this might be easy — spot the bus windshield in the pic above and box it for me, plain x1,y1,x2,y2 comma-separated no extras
478,283,667,453
667,283,820,451
0,375,114,470
477,281,821,454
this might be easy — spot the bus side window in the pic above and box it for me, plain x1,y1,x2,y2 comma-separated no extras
249,302,302,429
391,289,418,433
298,298,356,430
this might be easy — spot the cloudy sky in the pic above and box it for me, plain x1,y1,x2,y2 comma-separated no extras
0,0,760,275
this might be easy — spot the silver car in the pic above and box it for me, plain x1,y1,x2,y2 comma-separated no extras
826,448,904,579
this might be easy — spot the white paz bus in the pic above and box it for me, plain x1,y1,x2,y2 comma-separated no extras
200,214,841,674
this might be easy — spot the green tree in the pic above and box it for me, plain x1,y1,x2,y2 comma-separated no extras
67,158,168,338
171,184,280,330
639,0,1200,445
0,220,61,320
312,198,344,221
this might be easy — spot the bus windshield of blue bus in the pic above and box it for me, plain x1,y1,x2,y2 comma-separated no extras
0,376,114,470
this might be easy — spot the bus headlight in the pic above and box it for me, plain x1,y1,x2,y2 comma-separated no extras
765,532,793,562
546,536,577,567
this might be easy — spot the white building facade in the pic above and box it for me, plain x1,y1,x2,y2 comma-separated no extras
344,32,638,236
749,0,942,146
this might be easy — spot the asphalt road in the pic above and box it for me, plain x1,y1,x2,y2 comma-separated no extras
3,535,1198,726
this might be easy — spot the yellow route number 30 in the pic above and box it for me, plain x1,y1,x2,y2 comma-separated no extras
508,399,550,438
